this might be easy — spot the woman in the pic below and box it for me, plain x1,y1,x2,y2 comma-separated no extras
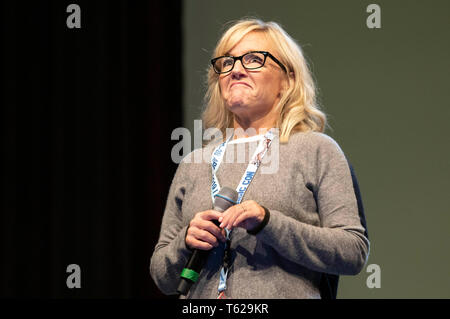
150,18,369,299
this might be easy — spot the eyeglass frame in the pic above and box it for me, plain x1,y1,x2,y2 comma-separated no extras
211,51,287,74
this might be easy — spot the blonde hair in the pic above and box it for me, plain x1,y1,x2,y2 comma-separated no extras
202,18,328,143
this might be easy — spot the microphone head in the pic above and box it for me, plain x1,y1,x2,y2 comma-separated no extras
213,187,238,213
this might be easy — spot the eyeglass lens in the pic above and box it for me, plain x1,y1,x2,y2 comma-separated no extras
214,52,265,73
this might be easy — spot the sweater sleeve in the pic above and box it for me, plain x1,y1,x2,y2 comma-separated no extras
256,133,370,275
149,160,192,295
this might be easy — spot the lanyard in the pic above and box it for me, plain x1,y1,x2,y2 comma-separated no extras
210,129,275,298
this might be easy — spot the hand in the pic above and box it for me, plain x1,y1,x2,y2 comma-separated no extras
218,200,265,232
185,210,227,250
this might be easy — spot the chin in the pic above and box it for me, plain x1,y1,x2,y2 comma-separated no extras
226,96,248,108
226,102,247,113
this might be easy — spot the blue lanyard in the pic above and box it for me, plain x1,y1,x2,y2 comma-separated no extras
210,129,275,297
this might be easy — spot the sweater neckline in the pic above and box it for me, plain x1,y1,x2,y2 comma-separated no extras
228,134,265,144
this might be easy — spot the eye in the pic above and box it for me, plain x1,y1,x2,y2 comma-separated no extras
243,53,264,67
222,58,234,67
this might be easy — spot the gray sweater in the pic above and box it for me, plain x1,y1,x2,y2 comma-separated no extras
150,131,369,299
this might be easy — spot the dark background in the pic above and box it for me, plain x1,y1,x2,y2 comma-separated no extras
2,1,181,297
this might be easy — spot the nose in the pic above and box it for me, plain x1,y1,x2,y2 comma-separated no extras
231,59,246,79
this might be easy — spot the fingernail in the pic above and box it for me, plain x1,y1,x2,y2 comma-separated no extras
218,217,223,222
219,222,224,228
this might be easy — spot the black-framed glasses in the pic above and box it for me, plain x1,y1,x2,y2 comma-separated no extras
211,51,287,74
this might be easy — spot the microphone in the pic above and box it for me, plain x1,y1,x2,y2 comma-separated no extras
177,186,238,296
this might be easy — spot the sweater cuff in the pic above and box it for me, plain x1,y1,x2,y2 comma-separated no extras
247,206,270,235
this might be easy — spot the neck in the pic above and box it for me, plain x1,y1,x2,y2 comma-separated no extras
232,115,275,139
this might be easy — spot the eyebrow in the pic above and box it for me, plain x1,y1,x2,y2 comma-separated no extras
223,50,258,57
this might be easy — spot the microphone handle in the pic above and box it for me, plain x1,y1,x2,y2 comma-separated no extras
176,220,222,296
176,249,208,295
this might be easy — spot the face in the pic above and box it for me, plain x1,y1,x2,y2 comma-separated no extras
218,32,287,123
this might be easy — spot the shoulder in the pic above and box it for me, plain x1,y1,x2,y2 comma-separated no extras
174,141,220,180
179,140,219,165
287,131,344,155
286,132,352,185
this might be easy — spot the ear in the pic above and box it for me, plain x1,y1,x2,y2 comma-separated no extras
288,71,295,81
280,71,294,95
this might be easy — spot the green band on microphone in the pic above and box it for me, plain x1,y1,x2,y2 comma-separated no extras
181,268,199,283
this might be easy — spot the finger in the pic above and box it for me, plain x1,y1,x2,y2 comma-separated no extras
190,227,220,247
226,209,243,230
197,219,226,243
218,207,232,223
219,205,238,229
221,206,243,230
186,237,214,250
233,211,256,229
190,212,225,243
199,210,223,222
195,241,214,250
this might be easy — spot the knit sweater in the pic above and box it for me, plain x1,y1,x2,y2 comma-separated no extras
150,131,370,299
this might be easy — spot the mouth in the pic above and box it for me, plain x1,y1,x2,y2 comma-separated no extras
230,82,251,89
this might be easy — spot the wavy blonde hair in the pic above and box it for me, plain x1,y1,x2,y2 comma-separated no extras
202,18,328,143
